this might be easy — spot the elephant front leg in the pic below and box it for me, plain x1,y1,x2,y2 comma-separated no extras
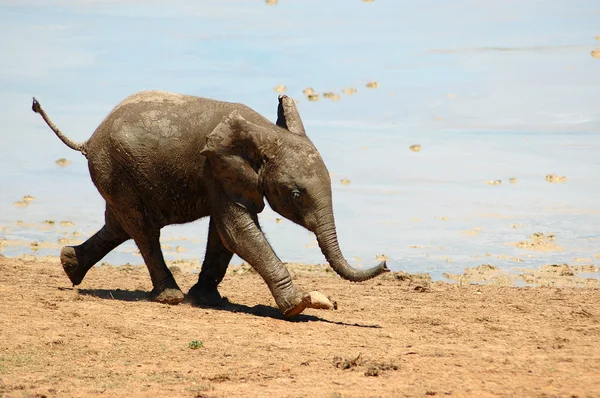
188,218,233,306
212,199,334,317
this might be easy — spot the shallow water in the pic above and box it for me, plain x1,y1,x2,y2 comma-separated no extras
1,0,599,278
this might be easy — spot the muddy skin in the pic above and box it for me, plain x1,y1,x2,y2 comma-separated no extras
32,91,388,316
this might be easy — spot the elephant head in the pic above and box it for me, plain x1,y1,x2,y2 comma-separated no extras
200,96,388,282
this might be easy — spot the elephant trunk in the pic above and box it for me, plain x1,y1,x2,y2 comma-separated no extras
315,215,389,282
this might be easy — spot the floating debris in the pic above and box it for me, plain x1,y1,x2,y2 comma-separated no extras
43,220,56,225
60,221,75,227
23,195,35,203
342,88,357,95
303,87,316,96
275,218,283,224
591,49,600,58
323,92,340,101
307,94,320,102
340,178,351,185
366,81,379,89
273,84,286,93
545,174,567,183
265,0,278,5
409,144,421,152
55,158,71,167
509,178,518,184
484,180,502,185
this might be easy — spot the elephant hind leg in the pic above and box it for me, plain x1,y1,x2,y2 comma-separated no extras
188,217,233,306
61,205,129,286
131,229,184,305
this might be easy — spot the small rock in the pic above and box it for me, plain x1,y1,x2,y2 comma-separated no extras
340,178,351,185
545,174,567,183
55,158,71,167
323,92,340,101
273,84,286,93
366,81,379,89
342,88,357,95
409,144,421,152
484,180,502,185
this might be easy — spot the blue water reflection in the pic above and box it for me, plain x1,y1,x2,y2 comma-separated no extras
1,0,599,278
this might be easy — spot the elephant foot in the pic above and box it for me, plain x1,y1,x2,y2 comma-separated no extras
283,291,337,318
150,287,185,305
187,284,227,307
60,246,89,286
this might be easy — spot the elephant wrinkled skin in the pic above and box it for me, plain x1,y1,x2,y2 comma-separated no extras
31,91,388,317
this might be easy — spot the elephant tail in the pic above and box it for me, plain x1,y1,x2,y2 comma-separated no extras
31,97,88,157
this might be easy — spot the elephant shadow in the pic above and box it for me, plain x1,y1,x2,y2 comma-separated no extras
76,288,382,328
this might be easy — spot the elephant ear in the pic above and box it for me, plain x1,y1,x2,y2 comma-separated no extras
200,111,266,213
276,95,306,136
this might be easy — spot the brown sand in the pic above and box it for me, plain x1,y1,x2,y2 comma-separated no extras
1,255,599,397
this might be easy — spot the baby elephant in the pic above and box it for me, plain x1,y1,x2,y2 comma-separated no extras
32,91,388,317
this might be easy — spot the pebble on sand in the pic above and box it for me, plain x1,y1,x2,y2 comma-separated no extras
409,144,421,152
273,84,286,93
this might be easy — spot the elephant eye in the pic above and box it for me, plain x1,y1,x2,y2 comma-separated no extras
291,188,301,201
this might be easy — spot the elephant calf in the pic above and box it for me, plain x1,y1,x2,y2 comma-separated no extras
31,91,388,317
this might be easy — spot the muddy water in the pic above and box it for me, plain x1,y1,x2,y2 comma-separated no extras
1,0,599,280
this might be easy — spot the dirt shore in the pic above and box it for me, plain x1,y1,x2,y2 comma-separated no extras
0,255,599,398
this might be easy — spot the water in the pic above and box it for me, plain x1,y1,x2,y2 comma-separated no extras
1,0,599,278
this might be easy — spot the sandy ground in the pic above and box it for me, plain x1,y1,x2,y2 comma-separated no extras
1,255,599,397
